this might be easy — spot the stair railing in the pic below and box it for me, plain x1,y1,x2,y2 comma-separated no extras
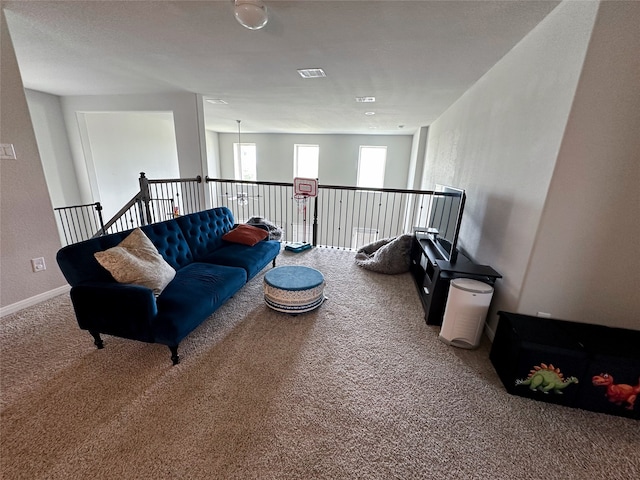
56,173,460,252
205,177,443,250
53,202,105,245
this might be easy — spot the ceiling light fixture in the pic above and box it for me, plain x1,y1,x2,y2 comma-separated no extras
364,111,376,116
234,0,268,30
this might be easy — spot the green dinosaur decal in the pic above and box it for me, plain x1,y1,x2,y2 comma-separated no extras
515,363,579,394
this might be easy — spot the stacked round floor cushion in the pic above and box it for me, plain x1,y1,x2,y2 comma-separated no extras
263,265,325,313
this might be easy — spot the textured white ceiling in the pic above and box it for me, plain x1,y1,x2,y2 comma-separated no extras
4,0,560,134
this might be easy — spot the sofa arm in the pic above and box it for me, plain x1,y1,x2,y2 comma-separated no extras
70,282,158,343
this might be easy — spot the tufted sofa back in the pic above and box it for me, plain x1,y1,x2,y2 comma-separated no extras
175,207,235,261
140,218,192,270
57,207,236,287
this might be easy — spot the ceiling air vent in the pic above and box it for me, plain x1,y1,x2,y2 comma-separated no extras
355,96,376,103
297,68,326,79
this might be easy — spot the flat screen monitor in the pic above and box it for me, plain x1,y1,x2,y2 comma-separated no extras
428,185,466,263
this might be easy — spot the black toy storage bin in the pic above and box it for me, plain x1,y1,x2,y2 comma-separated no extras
559,320,640,419
491,311,640,419
490,312,587,408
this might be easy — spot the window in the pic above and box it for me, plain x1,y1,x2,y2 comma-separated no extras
357,146,386,188
233,143,257,181
294,144,319,179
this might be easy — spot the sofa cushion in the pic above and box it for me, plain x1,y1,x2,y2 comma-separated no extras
176,208,235,261
222,223,268,246
94,228,176,295
153,262,247,345
202,240,281,280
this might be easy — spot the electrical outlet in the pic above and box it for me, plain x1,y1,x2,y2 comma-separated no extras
31,257,46,272
1,144,17,160
537,311,551,318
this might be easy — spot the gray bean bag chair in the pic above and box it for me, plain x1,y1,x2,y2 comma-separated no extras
354,234,413,274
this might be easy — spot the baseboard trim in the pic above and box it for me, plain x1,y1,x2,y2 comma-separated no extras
0,285,70,318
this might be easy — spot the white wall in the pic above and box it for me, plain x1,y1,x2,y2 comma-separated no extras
407,127,428,190
83,111,180,220
24,89,80,208
205,130,221,180
422,0,599,333
1,10,67,311
518,0,640,330
217,132,413,187
60,93,206,205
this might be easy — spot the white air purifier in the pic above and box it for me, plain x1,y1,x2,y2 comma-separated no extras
439,278,494,349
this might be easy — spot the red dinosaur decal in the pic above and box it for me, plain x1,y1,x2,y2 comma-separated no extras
592,373,640,410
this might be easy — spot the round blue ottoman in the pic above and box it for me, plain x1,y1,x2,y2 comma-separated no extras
263,266,325,314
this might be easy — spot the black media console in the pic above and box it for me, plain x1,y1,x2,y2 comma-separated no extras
410,229,501,326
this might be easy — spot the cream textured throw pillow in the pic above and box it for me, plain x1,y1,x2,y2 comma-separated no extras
94,228,176,296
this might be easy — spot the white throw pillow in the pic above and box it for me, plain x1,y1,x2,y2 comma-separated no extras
94,228,176,296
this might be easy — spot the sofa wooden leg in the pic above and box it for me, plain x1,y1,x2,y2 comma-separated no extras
169,346,180,365
90,331,104,349
272,258,276,267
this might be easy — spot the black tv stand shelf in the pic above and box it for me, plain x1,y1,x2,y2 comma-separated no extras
410,231,501,326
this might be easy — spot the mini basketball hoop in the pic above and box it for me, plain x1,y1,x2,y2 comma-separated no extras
293,177,318,198
294,192,308,209
293,177,317,214
288,177,318,250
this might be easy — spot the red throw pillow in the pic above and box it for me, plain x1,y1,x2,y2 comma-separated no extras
222,224,269,246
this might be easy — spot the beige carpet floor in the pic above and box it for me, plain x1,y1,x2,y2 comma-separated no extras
1,248,638,479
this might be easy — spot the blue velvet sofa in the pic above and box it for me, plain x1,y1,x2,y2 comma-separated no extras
56,207,281,364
